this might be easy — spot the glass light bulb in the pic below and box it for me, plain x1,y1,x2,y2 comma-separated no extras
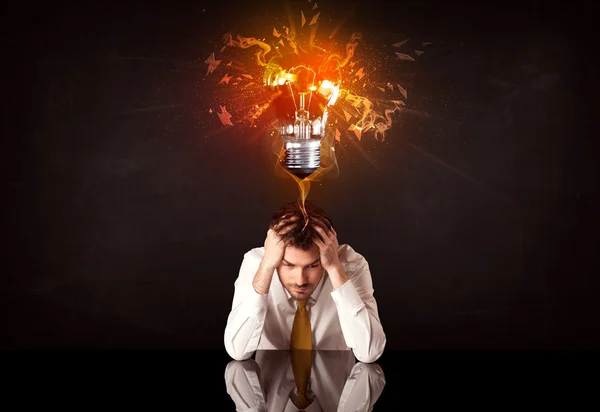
264,55,341,179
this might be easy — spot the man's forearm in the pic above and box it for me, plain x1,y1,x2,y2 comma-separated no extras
333,287,386,363
330,266,386,363
252,262,276,295
327,264,350,290
224,290,268,360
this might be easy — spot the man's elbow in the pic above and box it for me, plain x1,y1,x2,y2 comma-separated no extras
354,350,383,364
229,351,253,361
353,336,386,363
224,341,254,361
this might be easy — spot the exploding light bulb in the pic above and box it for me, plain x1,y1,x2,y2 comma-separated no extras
264,52,341,179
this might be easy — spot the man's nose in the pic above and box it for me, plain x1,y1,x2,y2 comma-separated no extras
295,270,308,285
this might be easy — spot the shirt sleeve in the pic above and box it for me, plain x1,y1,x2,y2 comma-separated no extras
224,249,269,360
330,249,387,363
337,362,386,412
224,359,267,412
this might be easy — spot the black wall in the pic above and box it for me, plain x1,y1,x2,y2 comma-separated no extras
6,0,597,349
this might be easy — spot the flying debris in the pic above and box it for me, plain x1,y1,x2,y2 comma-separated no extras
242,74,253,79
355,67,365,80
415,50,424,56
395,52,415,61
422,42,433,47
343,110,352,122
309,12,320,25
348,124,362,141
377,86,385,92
219,73,233,84
312,2,318,10
397,84,407,99
335,128,341,142
386,82,393,91
273,28,281,37
392,38,409,48
218,105,233,126
301,11,306,27
204,52,221,76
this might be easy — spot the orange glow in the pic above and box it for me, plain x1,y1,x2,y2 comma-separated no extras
207,3,426,205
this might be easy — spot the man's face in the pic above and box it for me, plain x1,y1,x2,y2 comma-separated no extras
277,244,324,301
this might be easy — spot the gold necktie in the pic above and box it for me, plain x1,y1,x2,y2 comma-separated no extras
290,299,312,350
291,349,312,410
290,299,312,409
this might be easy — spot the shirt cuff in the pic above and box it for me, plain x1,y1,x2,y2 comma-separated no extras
330,279,365,317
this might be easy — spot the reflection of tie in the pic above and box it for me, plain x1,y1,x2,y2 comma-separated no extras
290,300,312,350
291,350,312,410
291,299,312,410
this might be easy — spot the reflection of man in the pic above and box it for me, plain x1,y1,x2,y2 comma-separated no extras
223,200,386,362
224,350,386,412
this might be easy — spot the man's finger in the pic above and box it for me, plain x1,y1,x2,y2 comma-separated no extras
313,224,333,242
273,215,299,231
311,216,333,230
311,219,334,238
312,235,325,249
278,222,297,235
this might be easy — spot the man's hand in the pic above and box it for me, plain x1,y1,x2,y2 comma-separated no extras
262,215,298,270
311,221,342,272
253,215,298,295
312,221,349,289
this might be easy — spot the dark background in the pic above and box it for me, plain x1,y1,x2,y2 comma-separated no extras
4,0,597,350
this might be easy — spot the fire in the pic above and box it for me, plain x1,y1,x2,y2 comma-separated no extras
204,3,430,211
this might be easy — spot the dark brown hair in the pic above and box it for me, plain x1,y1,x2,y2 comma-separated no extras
269,200,334,250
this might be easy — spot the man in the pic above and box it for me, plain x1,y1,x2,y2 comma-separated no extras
224,200,386,363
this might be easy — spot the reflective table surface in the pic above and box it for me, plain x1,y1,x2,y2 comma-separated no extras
3,349,593,409
225,350,384,411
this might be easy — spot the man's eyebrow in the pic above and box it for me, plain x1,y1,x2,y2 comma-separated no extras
282,258,321,266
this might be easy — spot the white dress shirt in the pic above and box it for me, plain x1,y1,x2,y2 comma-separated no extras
224,244,386,363
224,350,386,412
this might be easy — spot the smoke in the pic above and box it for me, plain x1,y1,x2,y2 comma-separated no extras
341,91,405,141
221,33,272,66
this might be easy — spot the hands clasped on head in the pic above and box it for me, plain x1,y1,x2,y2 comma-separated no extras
263,213,341,273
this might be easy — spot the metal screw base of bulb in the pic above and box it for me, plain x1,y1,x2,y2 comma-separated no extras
282,140,321,179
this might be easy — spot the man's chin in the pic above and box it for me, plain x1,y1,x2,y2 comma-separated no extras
290,287,311,300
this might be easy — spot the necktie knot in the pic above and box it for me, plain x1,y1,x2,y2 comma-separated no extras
297,299,307,310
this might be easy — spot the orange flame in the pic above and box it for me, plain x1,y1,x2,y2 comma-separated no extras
208,5,419,209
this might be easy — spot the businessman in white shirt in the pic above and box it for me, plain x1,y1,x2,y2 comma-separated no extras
224,200,386,363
